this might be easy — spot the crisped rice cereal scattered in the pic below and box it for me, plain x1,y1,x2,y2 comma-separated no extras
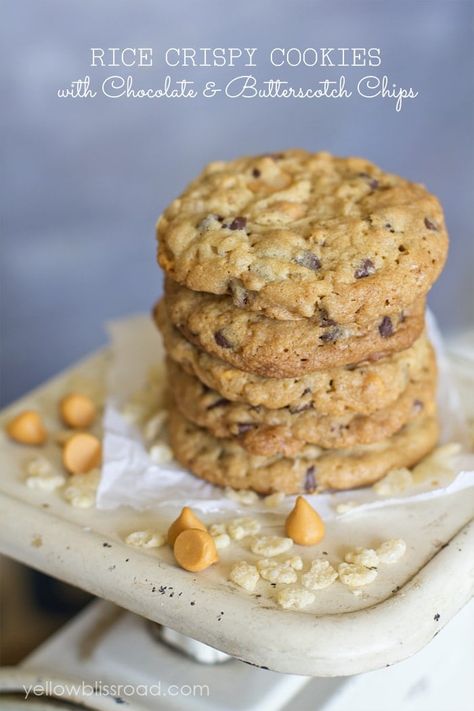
25,456,52,477
277,586,315,610
345,547,379,568
287,555,304,571
63,468,100,508
338,562,378,588
376,538,407,564
373,467,413,496
227,517,261,541
257,558,298,584
148,442,173,464
301,559,338,590
213,533,231,549
229,561,259,592
24,456,66,490
209,523,227,537
263,492,285,508
250,535,293,557
225,487,259,506
125,530,166,548
144,411,168,442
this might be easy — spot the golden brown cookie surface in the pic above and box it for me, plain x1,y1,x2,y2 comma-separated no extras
156,302,432,414
163,279,425,377
169,346,437,454
157,150,448,322
168,407,439,494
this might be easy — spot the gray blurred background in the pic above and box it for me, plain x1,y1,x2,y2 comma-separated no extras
1,0,473,405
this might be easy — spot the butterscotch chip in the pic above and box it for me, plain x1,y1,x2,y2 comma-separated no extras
62,432,101,474
167,506,207,547
173,529,218,572
6,410,47,445
285,496,325,546
59,393,96,429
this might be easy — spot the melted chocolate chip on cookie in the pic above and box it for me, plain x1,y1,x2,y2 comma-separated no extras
228,216,247,231
379,316,394,338
354,259,376,279
304,466,317,493
214,330,233,348
295,251,321,271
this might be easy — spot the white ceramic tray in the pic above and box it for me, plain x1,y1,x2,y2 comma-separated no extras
0,337,473,677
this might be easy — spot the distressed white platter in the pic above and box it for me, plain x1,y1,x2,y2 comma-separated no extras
0,335,473,677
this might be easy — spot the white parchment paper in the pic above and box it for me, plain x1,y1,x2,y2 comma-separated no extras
96,312,474,517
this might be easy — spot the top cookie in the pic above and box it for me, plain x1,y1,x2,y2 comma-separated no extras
157,150,448,322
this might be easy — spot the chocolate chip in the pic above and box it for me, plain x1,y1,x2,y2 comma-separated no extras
252,168,261,178
289,402,313,414
358,172,379,189
379,316,394,338
320,327,342,343
214,330,232,348
295,251,321,271
354,258,375,279
230,280,249,307
302,387,312,396
206,398,229,410
319,309,337,327
237,423,255,433
385,222,396,234
229,216,247,231
304,466,316,493
424,217,438,231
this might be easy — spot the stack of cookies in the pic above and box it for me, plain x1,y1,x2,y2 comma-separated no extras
154,150,448,494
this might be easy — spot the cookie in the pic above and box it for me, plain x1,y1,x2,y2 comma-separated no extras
157,150,448,322
168,407,439,493
168,349,437,454
163,279,425,377
156,301,432,415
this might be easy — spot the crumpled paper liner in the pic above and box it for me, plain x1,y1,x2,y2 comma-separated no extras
96,311,474,517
